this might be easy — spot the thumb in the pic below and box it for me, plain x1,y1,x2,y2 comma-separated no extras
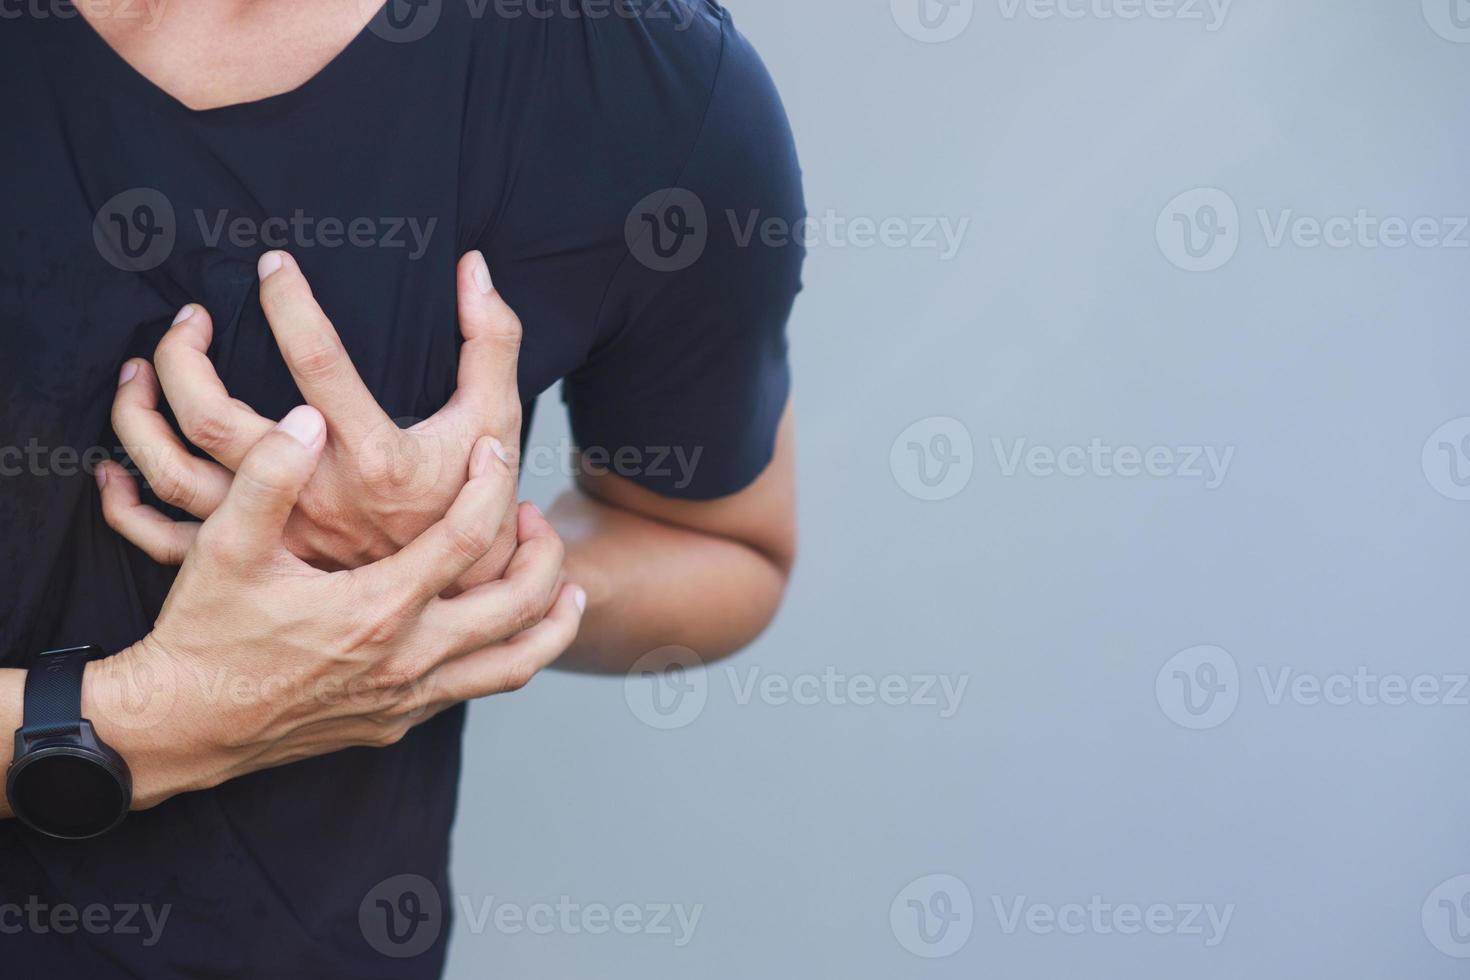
203,406,325,564
447,250,522,433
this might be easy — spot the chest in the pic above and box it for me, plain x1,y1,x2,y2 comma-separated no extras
0,24,599,443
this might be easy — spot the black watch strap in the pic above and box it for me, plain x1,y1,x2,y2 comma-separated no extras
22,645,99,739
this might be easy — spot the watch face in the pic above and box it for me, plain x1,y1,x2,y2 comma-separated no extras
8,748,128,839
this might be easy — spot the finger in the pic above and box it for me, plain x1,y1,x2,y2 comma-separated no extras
357,435,516,607
112,358,232,518
154,304,273,469
435,251,522,441
204,405,326,564
426,582,585,702
256,251,389,443
425,502,566,653
96,461,200,565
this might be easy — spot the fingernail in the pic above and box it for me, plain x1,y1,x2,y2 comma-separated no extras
171,304,195,326
573,586,587,614
471,251,493,295
275,405,324,448
469,436,493,478
117,361,138,387
258,251,285,280
526,501,542,517
95,464,109,490
489,438,511,465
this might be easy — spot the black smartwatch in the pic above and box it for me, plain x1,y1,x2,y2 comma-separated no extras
7,645,132,839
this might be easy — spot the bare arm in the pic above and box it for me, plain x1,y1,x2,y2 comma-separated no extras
551,400,797,673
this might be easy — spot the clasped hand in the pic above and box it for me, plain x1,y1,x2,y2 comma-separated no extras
90,251,582,804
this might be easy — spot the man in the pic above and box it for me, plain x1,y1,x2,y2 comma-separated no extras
0,0,803,974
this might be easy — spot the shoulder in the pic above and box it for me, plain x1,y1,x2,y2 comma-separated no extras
460,1,802,276
460,1,789,180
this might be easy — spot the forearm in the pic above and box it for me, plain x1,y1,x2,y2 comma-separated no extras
549,489,790,673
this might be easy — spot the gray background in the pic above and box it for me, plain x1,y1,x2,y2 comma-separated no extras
447,1,1470,977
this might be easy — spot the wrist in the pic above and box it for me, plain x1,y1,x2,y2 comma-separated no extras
80,639,217,810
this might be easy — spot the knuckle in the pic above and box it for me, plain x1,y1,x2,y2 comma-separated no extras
509,587,548,635
497,401,523,440
367,659,420,695
289,339,344,383
385,677,434,720
239,444,300,496
196,523,247,563
500,654,538,693
109,391,133,433
363,606,413,649
540,529,567,572
181,406,236,453
150,461,198,510
153,331,185,366
488,306,522,346
444,520,493,565
371,720,410,748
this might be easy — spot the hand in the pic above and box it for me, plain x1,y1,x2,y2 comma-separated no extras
103,250,522,586
90,406,583,808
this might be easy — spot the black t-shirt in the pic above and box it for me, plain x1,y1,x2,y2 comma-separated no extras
0,2,803,975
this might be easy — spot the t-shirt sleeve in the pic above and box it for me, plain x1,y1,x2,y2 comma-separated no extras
561,15,805,501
